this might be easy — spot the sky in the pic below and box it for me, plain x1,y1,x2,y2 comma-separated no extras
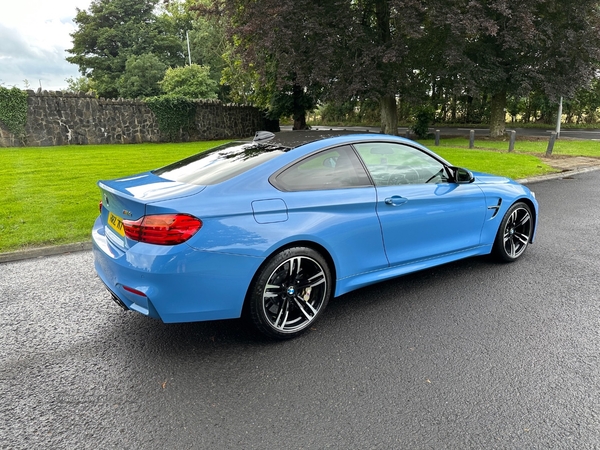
0,0,93,91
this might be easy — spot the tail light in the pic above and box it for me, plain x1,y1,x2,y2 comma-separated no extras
123,214,202,245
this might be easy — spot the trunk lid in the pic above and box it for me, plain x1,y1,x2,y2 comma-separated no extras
98,172,206,249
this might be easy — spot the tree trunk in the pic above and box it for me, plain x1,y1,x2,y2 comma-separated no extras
293,113,307,130
374,0,396,135
465,96,474,123
451,95,457,122
380,94,398,135
291,84,309,130
490,90,507,137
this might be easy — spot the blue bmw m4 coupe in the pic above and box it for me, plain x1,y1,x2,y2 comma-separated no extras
92,132,538,339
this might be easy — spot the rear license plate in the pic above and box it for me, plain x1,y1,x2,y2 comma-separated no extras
108,212,125,237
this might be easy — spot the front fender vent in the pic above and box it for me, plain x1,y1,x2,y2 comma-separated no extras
487,199,502,219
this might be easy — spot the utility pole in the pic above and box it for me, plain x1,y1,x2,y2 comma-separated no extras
556,96,563,139
186,31,192,66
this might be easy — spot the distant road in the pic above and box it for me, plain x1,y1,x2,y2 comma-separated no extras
281,125,600,140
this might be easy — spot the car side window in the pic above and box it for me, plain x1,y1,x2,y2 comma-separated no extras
354,142,448,186
272,145,372,191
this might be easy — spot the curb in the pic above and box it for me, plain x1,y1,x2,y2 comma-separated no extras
0,242,93,264
2,165,600,264
516,164,600,184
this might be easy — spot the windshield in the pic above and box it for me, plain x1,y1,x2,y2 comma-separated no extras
153,142,287,185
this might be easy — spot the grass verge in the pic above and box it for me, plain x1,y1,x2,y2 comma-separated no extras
0,136,590,253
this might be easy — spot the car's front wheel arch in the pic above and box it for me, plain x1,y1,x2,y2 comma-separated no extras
514,197,537,240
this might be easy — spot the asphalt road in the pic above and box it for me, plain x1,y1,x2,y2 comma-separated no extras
1,172,600,449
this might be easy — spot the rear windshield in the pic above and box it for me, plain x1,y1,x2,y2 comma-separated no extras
153,142,287,185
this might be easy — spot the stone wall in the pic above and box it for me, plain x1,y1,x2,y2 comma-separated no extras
0,90,267,147
0,122,19,147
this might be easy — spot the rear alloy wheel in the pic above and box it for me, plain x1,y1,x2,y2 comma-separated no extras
249,247,332,339
493,202,533,262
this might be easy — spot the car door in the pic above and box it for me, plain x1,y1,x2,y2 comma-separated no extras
270,144,390,280
354,142,488,266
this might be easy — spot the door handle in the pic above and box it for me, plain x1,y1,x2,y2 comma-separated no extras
384,196,408,206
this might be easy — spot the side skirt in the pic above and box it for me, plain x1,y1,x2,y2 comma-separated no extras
334,244,493,297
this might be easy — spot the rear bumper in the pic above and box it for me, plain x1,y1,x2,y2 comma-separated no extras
92,216,264,323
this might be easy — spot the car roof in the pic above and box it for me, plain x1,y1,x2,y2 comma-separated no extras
203,131,452,190
264,130,378,149
249,131,452,167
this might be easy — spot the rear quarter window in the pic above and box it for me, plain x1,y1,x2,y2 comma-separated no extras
271,145,372,191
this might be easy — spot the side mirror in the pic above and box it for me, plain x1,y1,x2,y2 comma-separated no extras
452,167,475,184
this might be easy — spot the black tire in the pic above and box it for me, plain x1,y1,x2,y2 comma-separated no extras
249,247,332,339
493,202,533,262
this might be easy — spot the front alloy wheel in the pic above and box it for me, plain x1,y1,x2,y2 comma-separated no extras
493,202,533,262
249,247,332,339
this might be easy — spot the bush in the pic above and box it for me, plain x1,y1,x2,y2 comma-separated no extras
145,95,197,141
411,106,435,138
160,65,218,99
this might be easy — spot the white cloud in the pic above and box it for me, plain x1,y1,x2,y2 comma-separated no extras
0,0,92,90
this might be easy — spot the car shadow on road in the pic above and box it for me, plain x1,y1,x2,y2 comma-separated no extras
100,253,522,358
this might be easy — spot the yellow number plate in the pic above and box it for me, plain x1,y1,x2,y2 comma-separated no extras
108,212,125,237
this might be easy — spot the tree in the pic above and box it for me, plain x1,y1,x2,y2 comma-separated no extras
194,0,600,132
183,1,230,98
64,76,97,95
424,0,600,136
564,77,600,124
333,0,427,134
160,64,218,98
207,0,430,133
117,54,167,98
67,0,185,98
202,1,339,129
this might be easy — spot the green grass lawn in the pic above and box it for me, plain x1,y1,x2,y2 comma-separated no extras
418,137,600,157
0,141,229,252
430,148,557,179
0,136,592,253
